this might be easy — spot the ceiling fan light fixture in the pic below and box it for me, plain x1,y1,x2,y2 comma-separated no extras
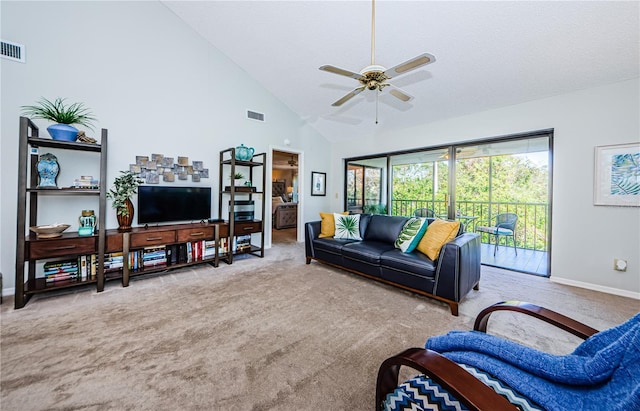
359,64,386,75
319,0,436,112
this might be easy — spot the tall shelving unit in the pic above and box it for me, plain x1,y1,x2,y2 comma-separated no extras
218,147,265,264
15,117,108,309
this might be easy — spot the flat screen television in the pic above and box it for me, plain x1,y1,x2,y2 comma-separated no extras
137,186,211,225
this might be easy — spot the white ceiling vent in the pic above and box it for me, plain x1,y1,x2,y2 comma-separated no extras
247,110,265,122
1,40,25,63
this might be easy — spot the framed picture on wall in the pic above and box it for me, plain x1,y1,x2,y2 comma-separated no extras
594,142,640,207
311,171,326,196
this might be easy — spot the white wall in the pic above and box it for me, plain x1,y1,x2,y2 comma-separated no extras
1,1,332,291
331,78,640,298
3,1,637,299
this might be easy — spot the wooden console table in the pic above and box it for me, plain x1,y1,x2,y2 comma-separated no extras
105,222,223,287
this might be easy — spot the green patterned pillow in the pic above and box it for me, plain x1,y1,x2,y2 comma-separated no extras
395,217,429,253
333,213,362,240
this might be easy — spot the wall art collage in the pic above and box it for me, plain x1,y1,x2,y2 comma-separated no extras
129,154,208,184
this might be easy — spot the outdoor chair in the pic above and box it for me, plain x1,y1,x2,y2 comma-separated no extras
413,208,435,218
376,301,640,411
475,212,518,256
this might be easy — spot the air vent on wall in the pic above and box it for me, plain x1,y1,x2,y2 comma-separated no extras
1,40,25,63
247,110,265,122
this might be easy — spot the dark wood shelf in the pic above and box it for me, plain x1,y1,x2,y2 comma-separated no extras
221,158,263,167
218,148,266,264
26,276,98,294
15,117,109,309
27,136,102,152
26,188,101,194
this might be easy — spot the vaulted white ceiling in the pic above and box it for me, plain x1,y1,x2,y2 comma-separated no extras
163,1,639,143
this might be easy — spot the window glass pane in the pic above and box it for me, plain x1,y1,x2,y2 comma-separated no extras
347,157,387,214
390,149,449,217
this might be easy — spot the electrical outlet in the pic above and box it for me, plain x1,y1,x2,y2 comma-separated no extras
613,259,628,272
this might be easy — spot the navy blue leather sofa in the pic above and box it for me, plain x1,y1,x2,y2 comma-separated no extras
305,214,481,316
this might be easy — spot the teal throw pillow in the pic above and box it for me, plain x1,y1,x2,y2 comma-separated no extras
334,213,362,240
395,217,429,253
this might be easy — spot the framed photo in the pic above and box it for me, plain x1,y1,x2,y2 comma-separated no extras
594,142,640,207
311,171,326,196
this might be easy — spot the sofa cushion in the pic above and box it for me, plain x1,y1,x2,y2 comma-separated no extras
416,219,461,260
313,237,357,254
358,213,372,239
342,241,396,265
364,215,409,243
334,213,362,240
395,217,429,253
381,249,437,279
319,211,347,238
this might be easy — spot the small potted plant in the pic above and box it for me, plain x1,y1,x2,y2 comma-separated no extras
21,97,97,141
107,171,143,231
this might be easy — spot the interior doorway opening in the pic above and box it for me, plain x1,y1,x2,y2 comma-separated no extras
271,150,299,244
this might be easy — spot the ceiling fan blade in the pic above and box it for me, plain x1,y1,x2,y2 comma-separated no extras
384,53,436,78
387,84,414,102
332,86,366,107
319,65,363,80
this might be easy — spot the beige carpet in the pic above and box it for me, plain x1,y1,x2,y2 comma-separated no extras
1,242,638,410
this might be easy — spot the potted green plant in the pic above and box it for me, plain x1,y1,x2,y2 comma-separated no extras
21,97,97,142
106,171,143,231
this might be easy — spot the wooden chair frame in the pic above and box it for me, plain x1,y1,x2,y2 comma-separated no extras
375,301,599,411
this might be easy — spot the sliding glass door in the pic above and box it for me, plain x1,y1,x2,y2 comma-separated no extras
454,137,551,274
344,131,552,276
346,157,387,214
389,148,450,218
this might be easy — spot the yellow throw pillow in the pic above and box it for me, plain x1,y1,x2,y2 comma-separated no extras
319,211,348,238
416,219,461,260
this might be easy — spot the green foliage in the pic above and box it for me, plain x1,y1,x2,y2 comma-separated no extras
363,203,387,214
21,97,97,129
106,171,143,217
390,154,550,250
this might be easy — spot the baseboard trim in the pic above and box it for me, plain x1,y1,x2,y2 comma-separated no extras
550,277,640,300
2,287,15,298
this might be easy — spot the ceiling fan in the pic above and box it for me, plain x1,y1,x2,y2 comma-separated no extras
288,155,298,167
319,0,436,109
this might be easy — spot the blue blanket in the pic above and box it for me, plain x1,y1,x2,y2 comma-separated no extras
426,313,640,411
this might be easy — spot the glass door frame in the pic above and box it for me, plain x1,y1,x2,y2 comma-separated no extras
344,129,553,276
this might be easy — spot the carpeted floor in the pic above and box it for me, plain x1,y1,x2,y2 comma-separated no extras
1,242,638,410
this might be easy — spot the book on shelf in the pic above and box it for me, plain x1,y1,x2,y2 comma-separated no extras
71,175,99,189
46,273,79,283
143,245,167,268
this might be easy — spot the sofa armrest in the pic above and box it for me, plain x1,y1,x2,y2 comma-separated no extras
433,233,481,302
305,221,321,261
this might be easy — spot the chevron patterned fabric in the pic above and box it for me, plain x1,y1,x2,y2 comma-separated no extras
383,364,543,411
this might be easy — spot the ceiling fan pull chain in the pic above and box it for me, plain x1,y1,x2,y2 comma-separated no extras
375,90,379,124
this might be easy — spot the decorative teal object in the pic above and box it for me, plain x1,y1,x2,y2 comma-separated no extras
235,144,254,161
47,124,79,141
78,210,97,236
36,153,59,188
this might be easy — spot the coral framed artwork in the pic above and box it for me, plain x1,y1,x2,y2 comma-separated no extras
594,142,640,207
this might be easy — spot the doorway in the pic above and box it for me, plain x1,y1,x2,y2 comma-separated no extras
271,150,299,244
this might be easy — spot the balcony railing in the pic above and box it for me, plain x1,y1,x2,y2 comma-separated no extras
349,198,549,251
